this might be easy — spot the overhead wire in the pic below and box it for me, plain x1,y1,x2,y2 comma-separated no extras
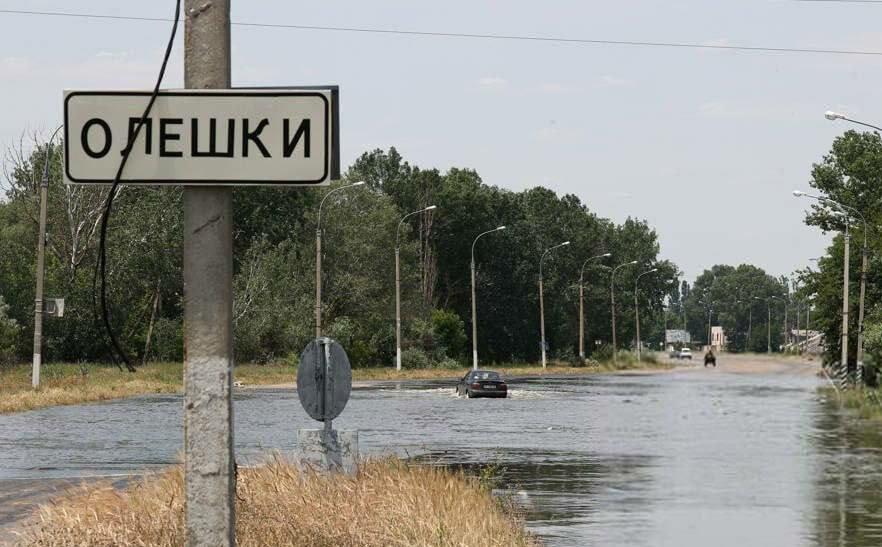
92,0,181,372
1,7,882,57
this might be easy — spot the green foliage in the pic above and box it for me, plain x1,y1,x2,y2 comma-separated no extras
0,295,20,366
431,309,466,359
400,347,431,370
0,140,680,367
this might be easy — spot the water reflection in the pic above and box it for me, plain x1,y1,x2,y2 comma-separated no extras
810,400,882,546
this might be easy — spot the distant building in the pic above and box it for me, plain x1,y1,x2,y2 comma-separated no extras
665,329,691,344
711,326,726,351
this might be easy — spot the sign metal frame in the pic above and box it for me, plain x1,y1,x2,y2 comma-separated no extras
63,86,339,186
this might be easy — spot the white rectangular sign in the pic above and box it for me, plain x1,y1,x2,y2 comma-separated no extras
63,89,338,185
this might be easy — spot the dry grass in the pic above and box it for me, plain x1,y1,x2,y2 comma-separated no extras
17,457,536,547
0,355,671,414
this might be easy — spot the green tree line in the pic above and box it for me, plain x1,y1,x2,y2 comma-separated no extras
1,139,680,368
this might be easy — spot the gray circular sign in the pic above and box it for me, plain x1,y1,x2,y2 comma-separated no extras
296,338,352,422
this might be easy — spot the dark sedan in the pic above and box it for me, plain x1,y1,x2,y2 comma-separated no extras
456,370,508,398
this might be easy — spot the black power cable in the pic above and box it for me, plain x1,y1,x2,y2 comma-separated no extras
93,0,181,372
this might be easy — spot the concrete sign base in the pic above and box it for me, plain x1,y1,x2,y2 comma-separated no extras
298,429,359,476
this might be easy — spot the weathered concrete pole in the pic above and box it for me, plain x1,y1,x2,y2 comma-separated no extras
183,1,235,545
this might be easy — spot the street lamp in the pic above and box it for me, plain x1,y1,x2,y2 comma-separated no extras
579,252,611,360
32,124,63,389
757,296,780,354
794,190,857,378
539,241,570,369
394,205,438,370
825,110,882,132
611,260,638,364
470,225,506,370
634,268,658,361
315,181,365,338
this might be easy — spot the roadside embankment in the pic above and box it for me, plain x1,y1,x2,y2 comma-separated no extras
0,355,672,414
14,456,536,547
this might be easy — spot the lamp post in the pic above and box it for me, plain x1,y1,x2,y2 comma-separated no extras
824,110,878,381
539,241,570,368
634,268,658,361
32,125,63,389
748,300,754,352
579,252,611,360
610,260,638,364
470,225,506,369
794,190,854,378
759,296,780,353
315,181,364,338
395,205,438,370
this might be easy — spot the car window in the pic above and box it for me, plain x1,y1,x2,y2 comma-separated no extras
473,371,500,381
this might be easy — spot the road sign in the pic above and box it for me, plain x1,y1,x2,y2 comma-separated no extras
44,298,64,318
63,88,339,186
296,338,352,422
665,329,691,344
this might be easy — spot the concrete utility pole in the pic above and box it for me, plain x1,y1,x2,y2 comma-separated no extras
747,304,753,351
470,226,505,369
539,241,570,368
395,205,436,370
610,260,637,365
183,1,235,544
315,181,364,338
842,224,851,375
31,125,62,389
634,268,657,361
579,252,610,360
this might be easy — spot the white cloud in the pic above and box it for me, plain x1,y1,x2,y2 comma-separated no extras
1,56,31,77
539,82,570,94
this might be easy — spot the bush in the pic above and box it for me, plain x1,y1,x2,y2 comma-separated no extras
431,309,466,359
433,357,462,370
400,347,430,369
0,295,21,367
592,344,614,362
150,318,183,362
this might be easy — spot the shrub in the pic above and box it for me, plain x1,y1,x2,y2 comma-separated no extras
0,295,19,367
592,344,614,362
400,347,430,369
433,356,462,370
431,309,466,359
150,318,183,363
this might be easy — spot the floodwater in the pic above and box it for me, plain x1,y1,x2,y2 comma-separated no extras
2,361,882,546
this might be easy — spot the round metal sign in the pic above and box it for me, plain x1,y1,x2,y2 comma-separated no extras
297,337,352,422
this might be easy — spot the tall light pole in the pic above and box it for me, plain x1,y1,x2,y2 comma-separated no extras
748,300,754,352
470,225,505,370
32,125,62,389
610,260,638,364
395,205,437,370
761,296,780,354
539,241,570,368
579,252,611,360
794,190,854,377
634,268,657,361
315,181,364,338
824,110,877,380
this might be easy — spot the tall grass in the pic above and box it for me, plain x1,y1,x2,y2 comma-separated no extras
18,457,536,547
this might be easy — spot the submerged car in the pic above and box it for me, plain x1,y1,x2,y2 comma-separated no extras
456,370,508,398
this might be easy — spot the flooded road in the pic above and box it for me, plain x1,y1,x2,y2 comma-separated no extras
2,356,882,546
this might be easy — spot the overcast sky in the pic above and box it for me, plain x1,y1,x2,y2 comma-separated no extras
5,0,882,281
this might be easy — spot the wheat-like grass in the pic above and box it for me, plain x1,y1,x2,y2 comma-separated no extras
17,456,537,547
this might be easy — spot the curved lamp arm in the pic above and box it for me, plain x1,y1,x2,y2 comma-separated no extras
471,225,506,263
318,181,365,233
540,241,570,278
397,205,437,248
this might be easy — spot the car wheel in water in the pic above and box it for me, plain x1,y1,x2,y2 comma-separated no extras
467,390,474,399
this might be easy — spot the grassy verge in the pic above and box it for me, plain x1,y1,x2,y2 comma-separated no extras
0,353,671,414
824,386,882,421
17,456,536,547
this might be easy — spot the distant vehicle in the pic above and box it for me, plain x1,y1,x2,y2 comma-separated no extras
456,370,508,398
671,348,692,360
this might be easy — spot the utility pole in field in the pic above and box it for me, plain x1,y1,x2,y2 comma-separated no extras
183,1,235,544
32,125,62,389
